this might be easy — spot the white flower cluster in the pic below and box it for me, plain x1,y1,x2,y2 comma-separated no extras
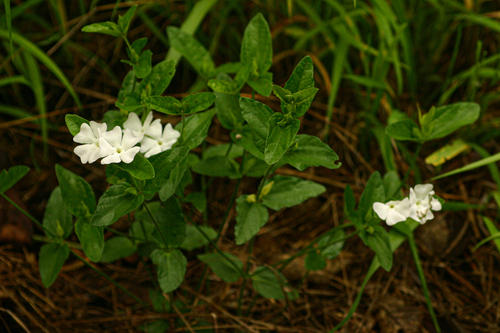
373,184,442,226
73,112,180,165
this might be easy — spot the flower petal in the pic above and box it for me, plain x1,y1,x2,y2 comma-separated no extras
430,197,442,211
140,137,158,153
74,145,95,164
144,145,163,158
101,126,123,148
386,210,408,226
120,147,141,163
413,184,433,200
98,137,115,157
123,112,143,134
101,153,121,165
145,119,163,139
122,129,141,150
73,123,95,144
373,202,389,220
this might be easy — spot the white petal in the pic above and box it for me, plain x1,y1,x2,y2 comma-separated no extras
89,121,107,138
162,123,180,141
101,153,121,165
163,139,177,150
140,137,158,153
373,202,389,220
386,210,408,226
144,145,163,158
145,119,163,139
88,147,103,164
123,112,143,134
143,112,154,128
413,184,433,200
395,197,410,217
98,137,115,157
101,126,123,147
73,123,94,144
122,129,141,150
120,147,141,163
430,197,442,211
74,145,95,164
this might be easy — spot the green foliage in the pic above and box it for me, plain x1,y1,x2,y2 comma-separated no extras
264,114,300,164
235,195,269,245
39,243,69,288
251,266,296,300
364,226,392,271
240,98,273,153
65,114,89,136
198,252,243,283
0,165,29,194
180,225,217,251
74,219,104,262
100,237,137,263
43,187,72,240
153,197,186,248
192,156,241,179
55,165,96,219
282,135,341,171
261,176,326,211
151,249,187,293
174,109,216,149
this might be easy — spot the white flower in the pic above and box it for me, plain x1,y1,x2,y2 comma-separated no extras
99,127,141,164
73,121,108,164
373,198,410,226
408,184,442,224
123,111,159,141
140,123,180,158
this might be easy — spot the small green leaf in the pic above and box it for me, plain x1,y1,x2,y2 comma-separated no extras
91,183,144,227
82,22,121,37
127,37,148,60
214,73,245,130
383,171,401,199
241,13,272,75
139,60,176,96
198,252,243,283
151,249,187,293
282,56,315,117
235,195,269,245
272,85,292,103
261,176,325,210
115,91,143,112
423,102,480,141
247,72,273,97
264,114,300,165
56,165,96,218
174,109,216,150
149,289,171,313
192,156,241,178
103,110,127,129
180,92,216,115
158,157,188,202
184,192,207,213
39,243,69,288
114,154,155,180
100,237,137,263
134,50,152,79
154,197,186,248
358,171,385,218
282,134,341,171
180,224,216,251
365,226,392,271
0,165,29,194
240,98,273,153
117,5,137,35
65,114,89,136
318,228,345,259
207,78,237,94
144,95,179,115
305,250,326,271
386,119,422,142
251,266,296,300
43,187,72,240
75,219,104,262
343,185,359,226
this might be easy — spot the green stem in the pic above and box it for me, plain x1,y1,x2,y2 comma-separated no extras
32,234,83,250
180,113,186,141
69,249,149,308
237,237,255,316
143,203,168,248
407,232,441,332
256,164,274,200
213,178,242,244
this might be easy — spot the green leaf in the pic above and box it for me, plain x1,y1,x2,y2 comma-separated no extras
251,266,296,300
235,195,269,245
282,56,315,117
207,78,237,94
247,72,273,97
358,171,385,218
103,110,127,129
198,252,243,283
167,26,216,78
43,187,72,239
134,50,152,79
117,5,137,35
231,127,265,160
139,60,176,96
114,154,155,180
272,85,292,103
383,171,401,199
305,250,326,271
239,98,273,153
264,114,300,165
192,156,241,178
343,185,360,227
174,108,216,150
0,165,29,194
180,224,216,251
282,134,341,171
149,289,171,313
144,146,190,199
116,91,143,112
90,183,144,227
82,22,121,37
75,219,104,262
55,164,96,218
202,143,243,160
318,228,345,259
365,226,393,271
158,157,188,202
180,92,216,115
100,237,137,263
214,73,245,130
144,95,179,115
151,249,187,293
128,37,148,60
184,192,207,213
65,114,89,136
154,197,186,248
241,13,272,74
261,176,325,210
386,119,421,142
39,243,69,288
423,102,480,141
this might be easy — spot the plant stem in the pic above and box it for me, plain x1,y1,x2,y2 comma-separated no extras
180,113,186,141
143,203,168,248
237,237,255,316
213,178,242,244
256,164,274,200
32,234,83,250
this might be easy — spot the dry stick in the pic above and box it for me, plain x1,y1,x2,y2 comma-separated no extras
0,307,31,333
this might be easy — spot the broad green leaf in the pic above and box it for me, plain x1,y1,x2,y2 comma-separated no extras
358,171,385,218
114,154,155,180
241,155,269,177
174,108,216,149
282,134,341,171
261,176,325,210
240,98,273,153
282,56,315,117
180,224,216,251
180,92,216,115
202,143,244,160
318,228,345,259
192,156,241,179
423,102,480,141
82,22,121,37
151,249,187,293
231,126,265,160
65,114,89,136
139,60,176,96
264,114,300,165
100,237,137,263
184,192,207,213
214,73,245,130
149,289,171,313
117,5,137,35
130,219,156,244
103,110,127,129
43,187,72,239
158,157,188,202
39,243,69,288
289,87,319,118
386,119,421,142
117,70,137,105
241,13,272,74
207,78,237,94
134,50,152,79
75,219,104,262
247,72,273,97
154,197,186,248
144,146,190,199
90,183,144,227
115,91,143,112
130,37,147,56
305,250,326,271
198,252,243,283
383,170,401,199
251,266,296,300
0,165,29,194
235,195,269,245
272,85,292,103
365,226,393,271
55,164,96,218
105,164,135,185
144,95,179,115
167,26,216,78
